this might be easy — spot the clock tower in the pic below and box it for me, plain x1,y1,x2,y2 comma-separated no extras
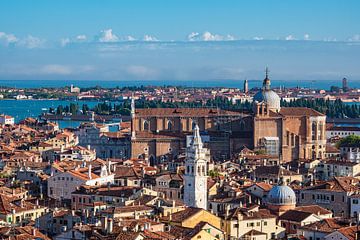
183,124,209,210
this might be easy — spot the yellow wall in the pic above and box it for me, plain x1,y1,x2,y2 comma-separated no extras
191,230,218,240
181,210,222,230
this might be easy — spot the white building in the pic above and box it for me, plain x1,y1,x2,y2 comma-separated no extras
183,125,209,210
48,162,114,200
326,126,360,139
316,160,360,180
70,84,80,93
0,114,14,125
340,146,360,162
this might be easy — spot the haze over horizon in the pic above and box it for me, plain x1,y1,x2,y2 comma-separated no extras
1,0,360,81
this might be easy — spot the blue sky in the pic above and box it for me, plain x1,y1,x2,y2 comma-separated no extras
0,0,360,81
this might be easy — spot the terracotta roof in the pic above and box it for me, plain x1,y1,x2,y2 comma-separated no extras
279,210,313,222
114,166,141,178
163,207,203,223
255,166,300,176
326,144,340,153
243,229,266,236
0,226,50,240
279,107,325,117
300,218,350,233
303,177,360,193
253,182,273,191
294,205,332,215
135,108,241,117
337,226,358,240
327,126,360,131
115,231,144,240
226,207,276,221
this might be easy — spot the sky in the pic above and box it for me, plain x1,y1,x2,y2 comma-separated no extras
0,0,360,81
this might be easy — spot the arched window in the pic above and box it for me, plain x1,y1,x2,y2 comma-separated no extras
319,122,324,140
191,166,194,173
167,120,173,131
312,122,317,140
240,120,245,131
198,166,201,175
187,166,190,174
312,151,316,160
143,120,149,131
192,121,197,130
202,165,205,174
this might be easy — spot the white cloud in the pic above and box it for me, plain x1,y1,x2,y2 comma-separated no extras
76,35,87,41
143,35,158,42
203,31,225,41
125,35,136,41
60,38,71,47
18,35,46,48
348,34,360,42
188,32,200,41
253,36,264,41
187,31,236,41
304,34,310,41
97,29,119,42
225,34,235,41
285,35,296,41
323,37,337,42
0,32,18,46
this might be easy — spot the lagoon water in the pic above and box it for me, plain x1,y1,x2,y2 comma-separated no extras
0,99,100,128
0,79,359,128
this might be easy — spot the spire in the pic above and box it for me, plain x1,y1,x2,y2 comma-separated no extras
191,124,203,149
131,93,136,139
265,67,269,79
263,67,271,90
131,93,135,116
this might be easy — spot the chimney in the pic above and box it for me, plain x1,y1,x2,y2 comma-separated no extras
32,228,36,236
225,204,230,217
134,211,139,220
88,164,92,180
172,200,175,208
108,160,112,174
107,218,113,234
101,216,108,232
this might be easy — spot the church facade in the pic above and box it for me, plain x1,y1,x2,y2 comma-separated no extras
130,105,252,164
130,70,326,164
252,69,326,161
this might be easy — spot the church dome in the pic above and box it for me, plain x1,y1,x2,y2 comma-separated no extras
253,89,281,111
267,184,296,206
253,68,281,112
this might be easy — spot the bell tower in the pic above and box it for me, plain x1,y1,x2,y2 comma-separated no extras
183,125,209,210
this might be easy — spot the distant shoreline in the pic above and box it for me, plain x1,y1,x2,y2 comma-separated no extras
0,79,359,90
